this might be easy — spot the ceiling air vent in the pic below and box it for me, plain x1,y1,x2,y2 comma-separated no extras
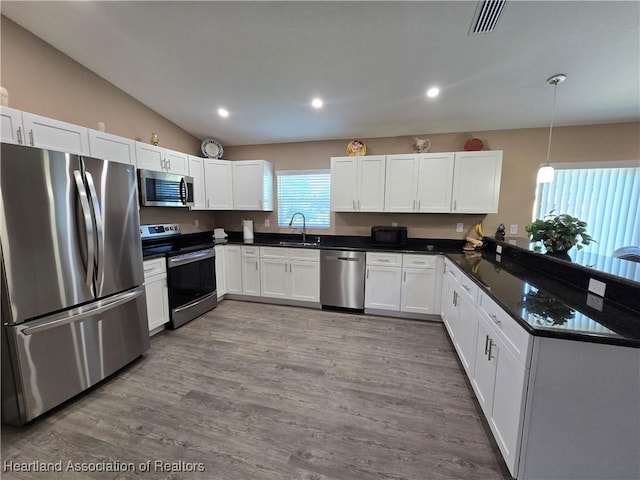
469,0,507,35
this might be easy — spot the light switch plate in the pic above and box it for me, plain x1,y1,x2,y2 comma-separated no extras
264,218,270,227
392,222,398,227
588,278,606,297
456,223,463,233
496,245,503,254
510,224,518,235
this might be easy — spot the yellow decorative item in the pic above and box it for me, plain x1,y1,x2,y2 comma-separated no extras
347,140,366,156
475,222,484,237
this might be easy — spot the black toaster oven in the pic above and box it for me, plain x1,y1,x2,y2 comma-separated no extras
371,226,408,246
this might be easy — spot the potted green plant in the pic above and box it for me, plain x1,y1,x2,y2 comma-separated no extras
525,211,595,257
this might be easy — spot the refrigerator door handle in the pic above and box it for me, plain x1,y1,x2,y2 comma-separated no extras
84,170,105,292
73,170,95,286
20,288,144,336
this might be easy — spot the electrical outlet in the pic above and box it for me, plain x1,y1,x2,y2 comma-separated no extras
264,218,270,227
456,223,463,233
509,239,517,245
193,219,199,228
496,245,503,254
510,224,518,235
391,222,398,227
588,278,607,297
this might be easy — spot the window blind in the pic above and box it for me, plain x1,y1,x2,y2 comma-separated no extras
276,170,330,229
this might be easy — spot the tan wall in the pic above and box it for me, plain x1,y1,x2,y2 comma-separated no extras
3,15,638,240
0,16,201,155
220,123,640,238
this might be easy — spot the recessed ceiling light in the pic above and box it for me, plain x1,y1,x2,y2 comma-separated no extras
311,98,323,109
426,87,440,98
218,108,229,118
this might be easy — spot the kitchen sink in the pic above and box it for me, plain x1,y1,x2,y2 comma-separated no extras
278,241,320,247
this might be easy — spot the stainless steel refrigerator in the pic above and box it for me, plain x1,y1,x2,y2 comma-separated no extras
1,143,150,425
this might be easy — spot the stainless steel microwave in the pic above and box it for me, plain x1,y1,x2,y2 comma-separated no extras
138,169,194,208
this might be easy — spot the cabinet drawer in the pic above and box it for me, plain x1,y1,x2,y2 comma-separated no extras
242,246,260,257
478,291,531,366
260,246,288,259
458,274,479,304
366,252,402,266
444,258,461,282
143,258,166,279
288,248,320,261
402,254,437,269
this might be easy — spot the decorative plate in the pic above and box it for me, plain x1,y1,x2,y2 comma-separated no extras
201,138,224,159
347,140,366,156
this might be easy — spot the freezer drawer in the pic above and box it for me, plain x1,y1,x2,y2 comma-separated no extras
1,286,150,425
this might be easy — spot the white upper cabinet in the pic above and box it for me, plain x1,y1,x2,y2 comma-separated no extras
135,142,189,175
232,160,273,211
1,107,24,145
451,150,502,214
88,129,136,165
188,155,206,210
1,107,93,156
204,159,234,210
331,155,386,212
385,153,455,213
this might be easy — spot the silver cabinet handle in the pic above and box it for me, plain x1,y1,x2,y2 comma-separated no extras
366,269,369,279
16,126,23,144
453,291,458,306
418,199,421,210
358,200,361,210
168,158,172,170
484,335,490,355
285,263,287,272
462,284,470,291
452,199,457,211
413,199,416,210
489,314,501,325
403,271,406,281
352,199,356,210
487,339,495,360
28,129,34,146
207,198,211,208
256,261,258,270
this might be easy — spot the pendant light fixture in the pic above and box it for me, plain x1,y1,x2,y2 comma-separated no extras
537,73,566,184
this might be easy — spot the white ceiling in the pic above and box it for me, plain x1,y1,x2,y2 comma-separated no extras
3,1,639,146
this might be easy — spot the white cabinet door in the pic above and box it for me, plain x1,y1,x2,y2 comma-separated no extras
242,257,261,296
204,159,233,210
384,154,418,212
144,276,169,334
289,260,320,302
330,157,358,211
232,160,273,211
188,156,206,210
472,313,498,418
224,245,242,294
452,151,503,213
260,258,288,299
215,245,226,299
135,142,165,171
400,267,436,314
490,333,528,475
164,148,189,175
1,107,25,145
416,153,455,213
88,129,136,165
357,155,386,211
455,289,479,376
21,112,90,155
364,266,402,311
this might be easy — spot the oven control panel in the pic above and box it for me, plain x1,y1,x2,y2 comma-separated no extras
140,224,181,239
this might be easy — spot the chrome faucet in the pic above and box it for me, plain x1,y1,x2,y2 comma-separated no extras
288,212,306,243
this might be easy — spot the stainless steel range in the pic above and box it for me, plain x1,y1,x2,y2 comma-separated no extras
141,224,217,329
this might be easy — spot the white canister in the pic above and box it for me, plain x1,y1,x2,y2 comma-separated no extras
242,219,254,242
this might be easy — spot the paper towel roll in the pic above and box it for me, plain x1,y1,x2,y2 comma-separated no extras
242,219,254,242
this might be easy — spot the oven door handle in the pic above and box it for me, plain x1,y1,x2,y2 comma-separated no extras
168,249,215,268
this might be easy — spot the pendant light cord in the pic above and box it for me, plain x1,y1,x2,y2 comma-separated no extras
545,82,558,166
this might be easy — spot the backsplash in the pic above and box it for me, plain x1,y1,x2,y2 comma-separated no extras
139,207,216,234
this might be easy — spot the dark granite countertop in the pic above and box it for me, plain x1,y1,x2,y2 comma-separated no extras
156,231,640,348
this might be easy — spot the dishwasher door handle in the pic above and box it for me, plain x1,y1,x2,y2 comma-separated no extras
337,257,361,261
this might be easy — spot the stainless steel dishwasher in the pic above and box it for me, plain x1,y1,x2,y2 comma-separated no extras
320,249,366,311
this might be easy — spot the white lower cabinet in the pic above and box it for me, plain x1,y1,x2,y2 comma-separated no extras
364,253,402,311
143,258,169,336
260,247,320,303
224,245,242,294
215,245,226,299
241,246,261,296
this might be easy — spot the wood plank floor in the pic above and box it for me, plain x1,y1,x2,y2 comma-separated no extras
2,300,511,480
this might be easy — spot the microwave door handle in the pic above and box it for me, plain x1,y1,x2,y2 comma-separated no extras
84,170,105,293
73,170,95,286
180,177,186,205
